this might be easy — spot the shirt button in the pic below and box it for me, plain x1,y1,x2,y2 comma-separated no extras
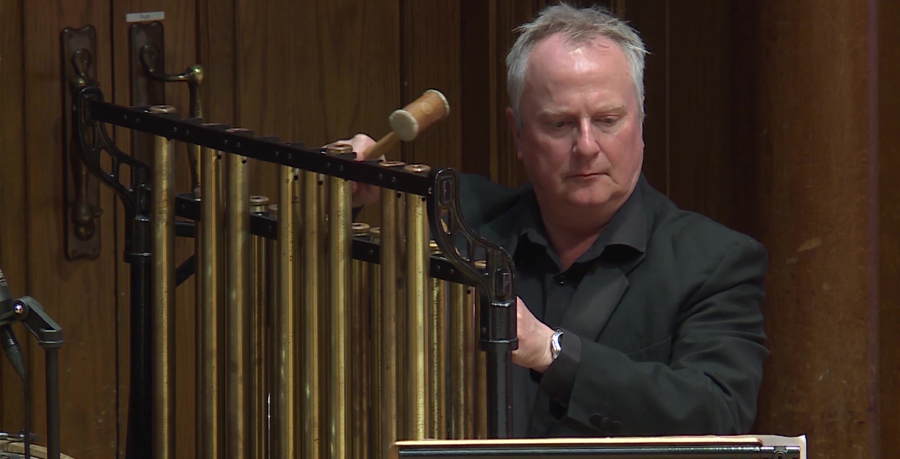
610,421,623,433
556,275,566,285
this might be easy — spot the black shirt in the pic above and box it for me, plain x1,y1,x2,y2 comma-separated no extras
508,183,647,436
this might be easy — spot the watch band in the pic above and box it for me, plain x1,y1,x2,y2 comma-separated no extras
550,328,564,360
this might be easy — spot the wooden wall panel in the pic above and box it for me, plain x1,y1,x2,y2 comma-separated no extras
491,0,541,187
459,0,497,179
197,0,237,124
878,0,900,455
400,0,462,170
22,0,118,457
730,3,876,459
0,0,27,434
235,0,400,220
620,0,668,194
666,1,741,228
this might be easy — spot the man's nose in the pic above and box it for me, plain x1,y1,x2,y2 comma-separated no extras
573,119,601,157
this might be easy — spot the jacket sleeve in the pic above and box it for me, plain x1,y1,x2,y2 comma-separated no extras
541,238,769,436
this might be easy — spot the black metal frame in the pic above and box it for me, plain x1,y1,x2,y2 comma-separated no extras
0,296,64,459
73,85,519,454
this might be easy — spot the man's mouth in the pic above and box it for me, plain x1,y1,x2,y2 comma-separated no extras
571,172,602,178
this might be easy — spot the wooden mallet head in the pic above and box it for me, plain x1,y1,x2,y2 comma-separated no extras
388,89,450,141
363,89,450,160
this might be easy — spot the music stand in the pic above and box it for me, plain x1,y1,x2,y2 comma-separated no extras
390,435,807,459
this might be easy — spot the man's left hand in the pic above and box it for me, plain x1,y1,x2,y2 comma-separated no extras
511,297,556,373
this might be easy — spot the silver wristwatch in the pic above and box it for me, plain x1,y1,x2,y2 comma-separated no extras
550,329,564,360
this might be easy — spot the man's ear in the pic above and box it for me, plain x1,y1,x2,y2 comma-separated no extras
506,107,523,160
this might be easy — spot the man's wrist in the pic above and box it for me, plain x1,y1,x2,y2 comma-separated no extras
550,328,564,360
533,327,560,373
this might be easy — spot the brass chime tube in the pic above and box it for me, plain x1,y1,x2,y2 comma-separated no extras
188,143,202,197
197,141,224,459
369,227,383,457
429,242,447,439
266,204,279,457
379,174,402,456
301,167,324,459
352,222,371,459
472,265,488,439
327,145,353,458
405,164,431,440
250,195,270,459
149,105,175,459
225,131,252,459
448,282,474,439
273,166,298,459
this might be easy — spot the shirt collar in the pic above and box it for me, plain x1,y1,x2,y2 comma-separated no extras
515,177,648,265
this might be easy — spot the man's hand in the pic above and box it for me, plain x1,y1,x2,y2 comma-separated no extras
511,297,556,373
326,133,382,208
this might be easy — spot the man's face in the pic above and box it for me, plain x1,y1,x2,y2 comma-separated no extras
510,33,644,215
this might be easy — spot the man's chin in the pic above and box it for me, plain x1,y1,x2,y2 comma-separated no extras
565,192,616,209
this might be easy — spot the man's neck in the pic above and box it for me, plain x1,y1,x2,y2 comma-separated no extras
539,205,613,271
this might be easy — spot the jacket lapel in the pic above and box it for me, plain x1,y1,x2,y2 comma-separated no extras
558,262,630,342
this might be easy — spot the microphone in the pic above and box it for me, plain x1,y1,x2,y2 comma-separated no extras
0,268,26,380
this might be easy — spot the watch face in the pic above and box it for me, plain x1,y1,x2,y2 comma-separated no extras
551,330,563,360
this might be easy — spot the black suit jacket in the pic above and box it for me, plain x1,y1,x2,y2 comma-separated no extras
457,173,768,437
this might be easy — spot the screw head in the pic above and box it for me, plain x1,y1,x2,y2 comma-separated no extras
13,303,24,315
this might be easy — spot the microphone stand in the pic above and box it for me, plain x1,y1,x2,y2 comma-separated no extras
0,296,63,459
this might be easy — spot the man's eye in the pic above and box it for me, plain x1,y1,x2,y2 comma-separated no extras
553,121,568,128
598,117,617,125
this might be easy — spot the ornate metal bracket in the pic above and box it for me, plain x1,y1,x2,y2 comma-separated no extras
429,167,517,438
130,21,204,194
61,26,103,260
74,85,155,459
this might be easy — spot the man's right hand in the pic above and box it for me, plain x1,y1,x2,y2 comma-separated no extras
326,133,381,208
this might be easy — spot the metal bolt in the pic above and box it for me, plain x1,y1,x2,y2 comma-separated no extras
13,303,24,315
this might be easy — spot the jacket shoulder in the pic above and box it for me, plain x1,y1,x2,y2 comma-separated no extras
640,181,768,281
458,173,524,228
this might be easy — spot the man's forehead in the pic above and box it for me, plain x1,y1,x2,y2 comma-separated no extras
525,33,631,84
536,32,622,58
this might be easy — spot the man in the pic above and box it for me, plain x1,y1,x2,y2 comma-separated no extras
347,4,767,437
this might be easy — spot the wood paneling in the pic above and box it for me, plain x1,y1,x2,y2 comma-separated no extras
879,0,900,456
22,0,118,457
0,0,27,434
400,0,462,170
491,0,541,187
235,0,399,220
459,0,497,179
730,3,875,459
621,0,668,193
666,1,740,227
197,0,237,125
